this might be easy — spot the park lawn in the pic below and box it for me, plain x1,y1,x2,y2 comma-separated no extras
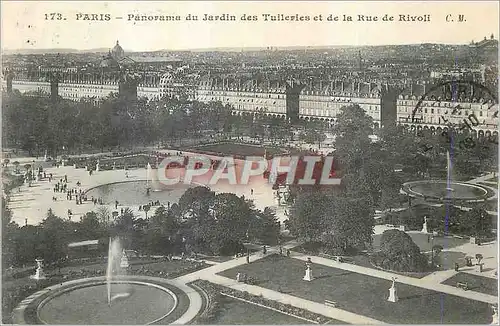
212,295,316,325
442,273,498,296
218,255,492,324
191,143,284,157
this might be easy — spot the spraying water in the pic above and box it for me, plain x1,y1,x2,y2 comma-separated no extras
106,237,130,306
146,163,151,189
446,150,454,193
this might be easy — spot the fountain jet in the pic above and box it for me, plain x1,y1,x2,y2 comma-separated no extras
446,150,454,193
107,237,127,306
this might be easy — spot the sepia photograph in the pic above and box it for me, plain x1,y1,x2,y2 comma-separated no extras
1,1,498,324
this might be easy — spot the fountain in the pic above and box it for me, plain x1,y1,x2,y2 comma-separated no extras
446,150,454,192
146,163,152,194
30,258,46,280
401,149,491,203
14,236,193,324
106,238,131,305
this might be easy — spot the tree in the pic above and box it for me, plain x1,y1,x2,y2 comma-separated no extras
178,189,254,255
332,104,373,176
248,207,280,245
96,206,111,226
372,229,429,272
178,186,215,219
286,191,330,243
77,212,104,240
111,208,143,250
143,205,180,255
2,198,18,267
325,194,375,252
459,207,494,238
38,209,71,263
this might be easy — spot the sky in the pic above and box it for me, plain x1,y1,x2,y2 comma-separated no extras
1,1,499,51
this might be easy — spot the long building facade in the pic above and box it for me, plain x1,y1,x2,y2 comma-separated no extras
2,41,498,134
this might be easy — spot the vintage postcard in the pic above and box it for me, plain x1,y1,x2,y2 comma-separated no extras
1,1,498,325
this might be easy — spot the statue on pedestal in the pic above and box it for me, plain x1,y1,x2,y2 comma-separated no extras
387,277,398,302
120,250,129,268
30,258,47,280
491,305,498,325
421,216,429,234
303,262,314,281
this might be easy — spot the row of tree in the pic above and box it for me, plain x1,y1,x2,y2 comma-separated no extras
1,186,280,268
2,91,331,157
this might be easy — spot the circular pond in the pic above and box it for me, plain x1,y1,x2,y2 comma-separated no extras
85,180,194,206
402,180,491,202
38,281,177,325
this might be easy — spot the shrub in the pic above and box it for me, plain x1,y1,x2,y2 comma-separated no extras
371,229,429,272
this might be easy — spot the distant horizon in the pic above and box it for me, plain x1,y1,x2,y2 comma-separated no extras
2,38,493,54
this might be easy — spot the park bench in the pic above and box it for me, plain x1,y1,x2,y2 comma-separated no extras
324,299,337,307
456,282,468,290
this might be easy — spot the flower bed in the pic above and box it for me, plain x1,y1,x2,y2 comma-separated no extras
191,280,329,324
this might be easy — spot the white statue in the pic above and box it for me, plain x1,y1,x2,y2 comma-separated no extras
421,216,429,234
388,277,398,302
303,262,314,281
491,305,498,325
30,258,46,280
120,250,129,268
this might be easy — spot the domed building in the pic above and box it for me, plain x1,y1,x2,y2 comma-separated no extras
111,40,125,61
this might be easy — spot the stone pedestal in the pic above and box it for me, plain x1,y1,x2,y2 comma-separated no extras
236,272,242,282
476,263,484,273
30,259,46,280
303,266,314,281
96,163,100,172
388,285,398,302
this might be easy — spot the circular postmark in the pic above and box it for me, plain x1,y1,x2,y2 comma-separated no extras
410,80,498,150
411,80,498,126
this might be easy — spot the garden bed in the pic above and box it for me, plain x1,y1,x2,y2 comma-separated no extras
190,280,336,324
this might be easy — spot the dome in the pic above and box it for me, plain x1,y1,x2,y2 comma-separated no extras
111,41,125,61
